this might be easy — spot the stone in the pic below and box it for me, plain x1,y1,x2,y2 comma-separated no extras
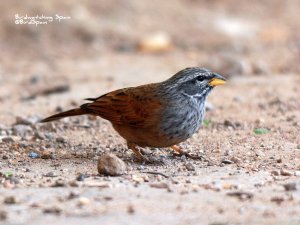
138,32,172,52
280,169,293,176
149,182,170,189
28,152,40,159
56,137,66,143
1,137,14,143
222,159,234,164
271,170,280,176
0,210,7,221
230,156,241,164
4,196,18,204
283,183,297,191
97,153,126,176
185,163,195,171
78,197,90,206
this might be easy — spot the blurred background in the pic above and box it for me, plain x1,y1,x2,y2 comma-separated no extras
0,0,299,122
0,2,299,224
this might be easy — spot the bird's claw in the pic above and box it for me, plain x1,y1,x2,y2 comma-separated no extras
172,152,204,160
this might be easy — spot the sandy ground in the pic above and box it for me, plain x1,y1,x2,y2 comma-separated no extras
0,1,300,225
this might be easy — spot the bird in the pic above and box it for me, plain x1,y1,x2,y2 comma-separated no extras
41,67,226,161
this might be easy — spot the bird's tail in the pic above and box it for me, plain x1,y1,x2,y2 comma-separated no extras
40,108,87,123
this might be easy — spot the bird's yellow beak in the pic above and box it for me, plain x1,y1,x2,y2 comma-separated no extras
209,78,226,87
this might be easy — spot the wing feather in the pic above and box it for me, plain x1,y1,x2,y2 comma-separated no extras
81,86,161,127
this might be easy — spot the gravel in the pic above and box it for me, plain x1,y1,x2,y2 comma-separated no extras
12,124,33,138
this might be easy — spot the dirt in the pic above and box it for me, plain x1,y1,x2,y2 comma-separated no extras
0,1,300,225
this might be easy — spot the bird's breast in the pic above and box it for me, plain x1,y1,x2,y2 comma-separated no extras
159,99,205,143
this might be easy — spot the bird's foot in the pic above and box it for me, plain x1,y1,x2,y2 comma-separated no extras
128,142,164,164
172,152,204,160
170,145,205,160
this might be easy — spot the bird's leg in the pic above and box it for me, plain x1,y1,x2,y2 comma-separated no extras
170,145,184,155
127,142,145,162
170,145,203,160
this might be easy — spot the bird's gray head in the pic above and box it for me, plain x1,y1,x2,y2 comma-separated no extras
163,67,226,99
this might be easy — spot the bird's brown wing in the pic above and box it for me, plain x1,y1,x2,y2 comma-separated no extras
81,85,162,128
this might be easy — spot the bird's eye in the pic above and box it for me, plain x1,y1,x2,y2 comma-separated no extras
196,76,205,82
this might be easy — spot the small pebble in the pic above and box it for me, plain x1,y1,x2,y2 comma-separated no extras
222,159,234,164
51,179,66,187
97,153,126,176
44,172,57,177
1,137,14,143
28,152,40,159
0,210,7,221
270,170,280,176
68,191,80,199
33,131,44,140
227,191,253,200
4,196,17,204
280,169,293,176
76,174,85,181
45,133,53,140
211,181,222,191
19,142,29,148
149,182,169,189
56,137,66,143
255,150,265,157
41,152,54,159
43,207,61,214
185,163,195,171
30,75,41,84
207,161,215,166
78,197,90,206
68,180,79,187
138,32,172,52
283,183,297,191
230,156,241,164
132,174,144,183
224,120,235,128
103,196,113,201
127,205,135,214
271,196,284,204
